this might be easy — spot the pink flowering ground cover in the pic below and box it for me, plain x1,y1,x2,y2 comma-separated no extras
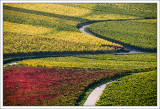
3,66,128,106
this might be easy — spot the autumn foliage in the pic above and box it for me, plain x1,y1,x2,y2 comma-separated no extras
3,66,128,106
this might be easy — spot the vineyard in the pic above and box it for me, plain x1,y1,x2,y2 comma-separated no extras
4,3,130,58
3,3,157,57
3,66,128,106
3,3,157,107
86,19,157,52
18,53,157,72
96,70,157,106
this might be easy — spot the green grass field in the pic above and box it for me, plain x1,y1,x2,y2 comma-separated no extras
96,70,157,106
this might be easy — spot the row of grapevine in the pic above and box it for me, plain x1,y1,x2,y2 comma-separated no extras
3,66,129,106
18,53,157,72
96,70,157,106
87,20,157,52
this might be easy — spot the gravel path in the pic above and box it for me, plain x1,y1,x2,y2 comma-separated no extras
3,62,18,67
83,81,114,106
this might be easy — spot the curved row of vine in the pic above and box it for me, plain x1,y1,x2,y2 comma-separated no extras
78,20,147,106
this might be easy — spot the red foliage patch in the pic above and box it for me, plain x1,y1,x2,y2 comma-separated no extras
3,66,128,106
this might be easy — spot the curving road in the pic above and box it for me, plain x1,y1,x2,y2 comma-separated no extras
78,22,146,106
83,81,115,106
4,20,147,106
4,20,145,66
79,23,145,53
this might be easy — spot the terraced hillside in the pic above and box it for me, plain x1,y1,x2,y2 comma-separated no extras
3,3,157,106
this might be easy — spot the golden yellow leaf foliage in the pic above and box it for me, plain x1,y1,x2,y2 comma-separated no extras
4,3,91,17
4,21,52,35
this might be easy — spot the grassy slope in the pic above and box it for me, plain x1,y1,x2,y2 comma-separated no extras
87,19,157,52
96,70,157,106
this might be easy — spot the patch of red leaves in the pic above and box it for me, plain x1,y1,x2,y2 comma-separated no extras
3,66,128,106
